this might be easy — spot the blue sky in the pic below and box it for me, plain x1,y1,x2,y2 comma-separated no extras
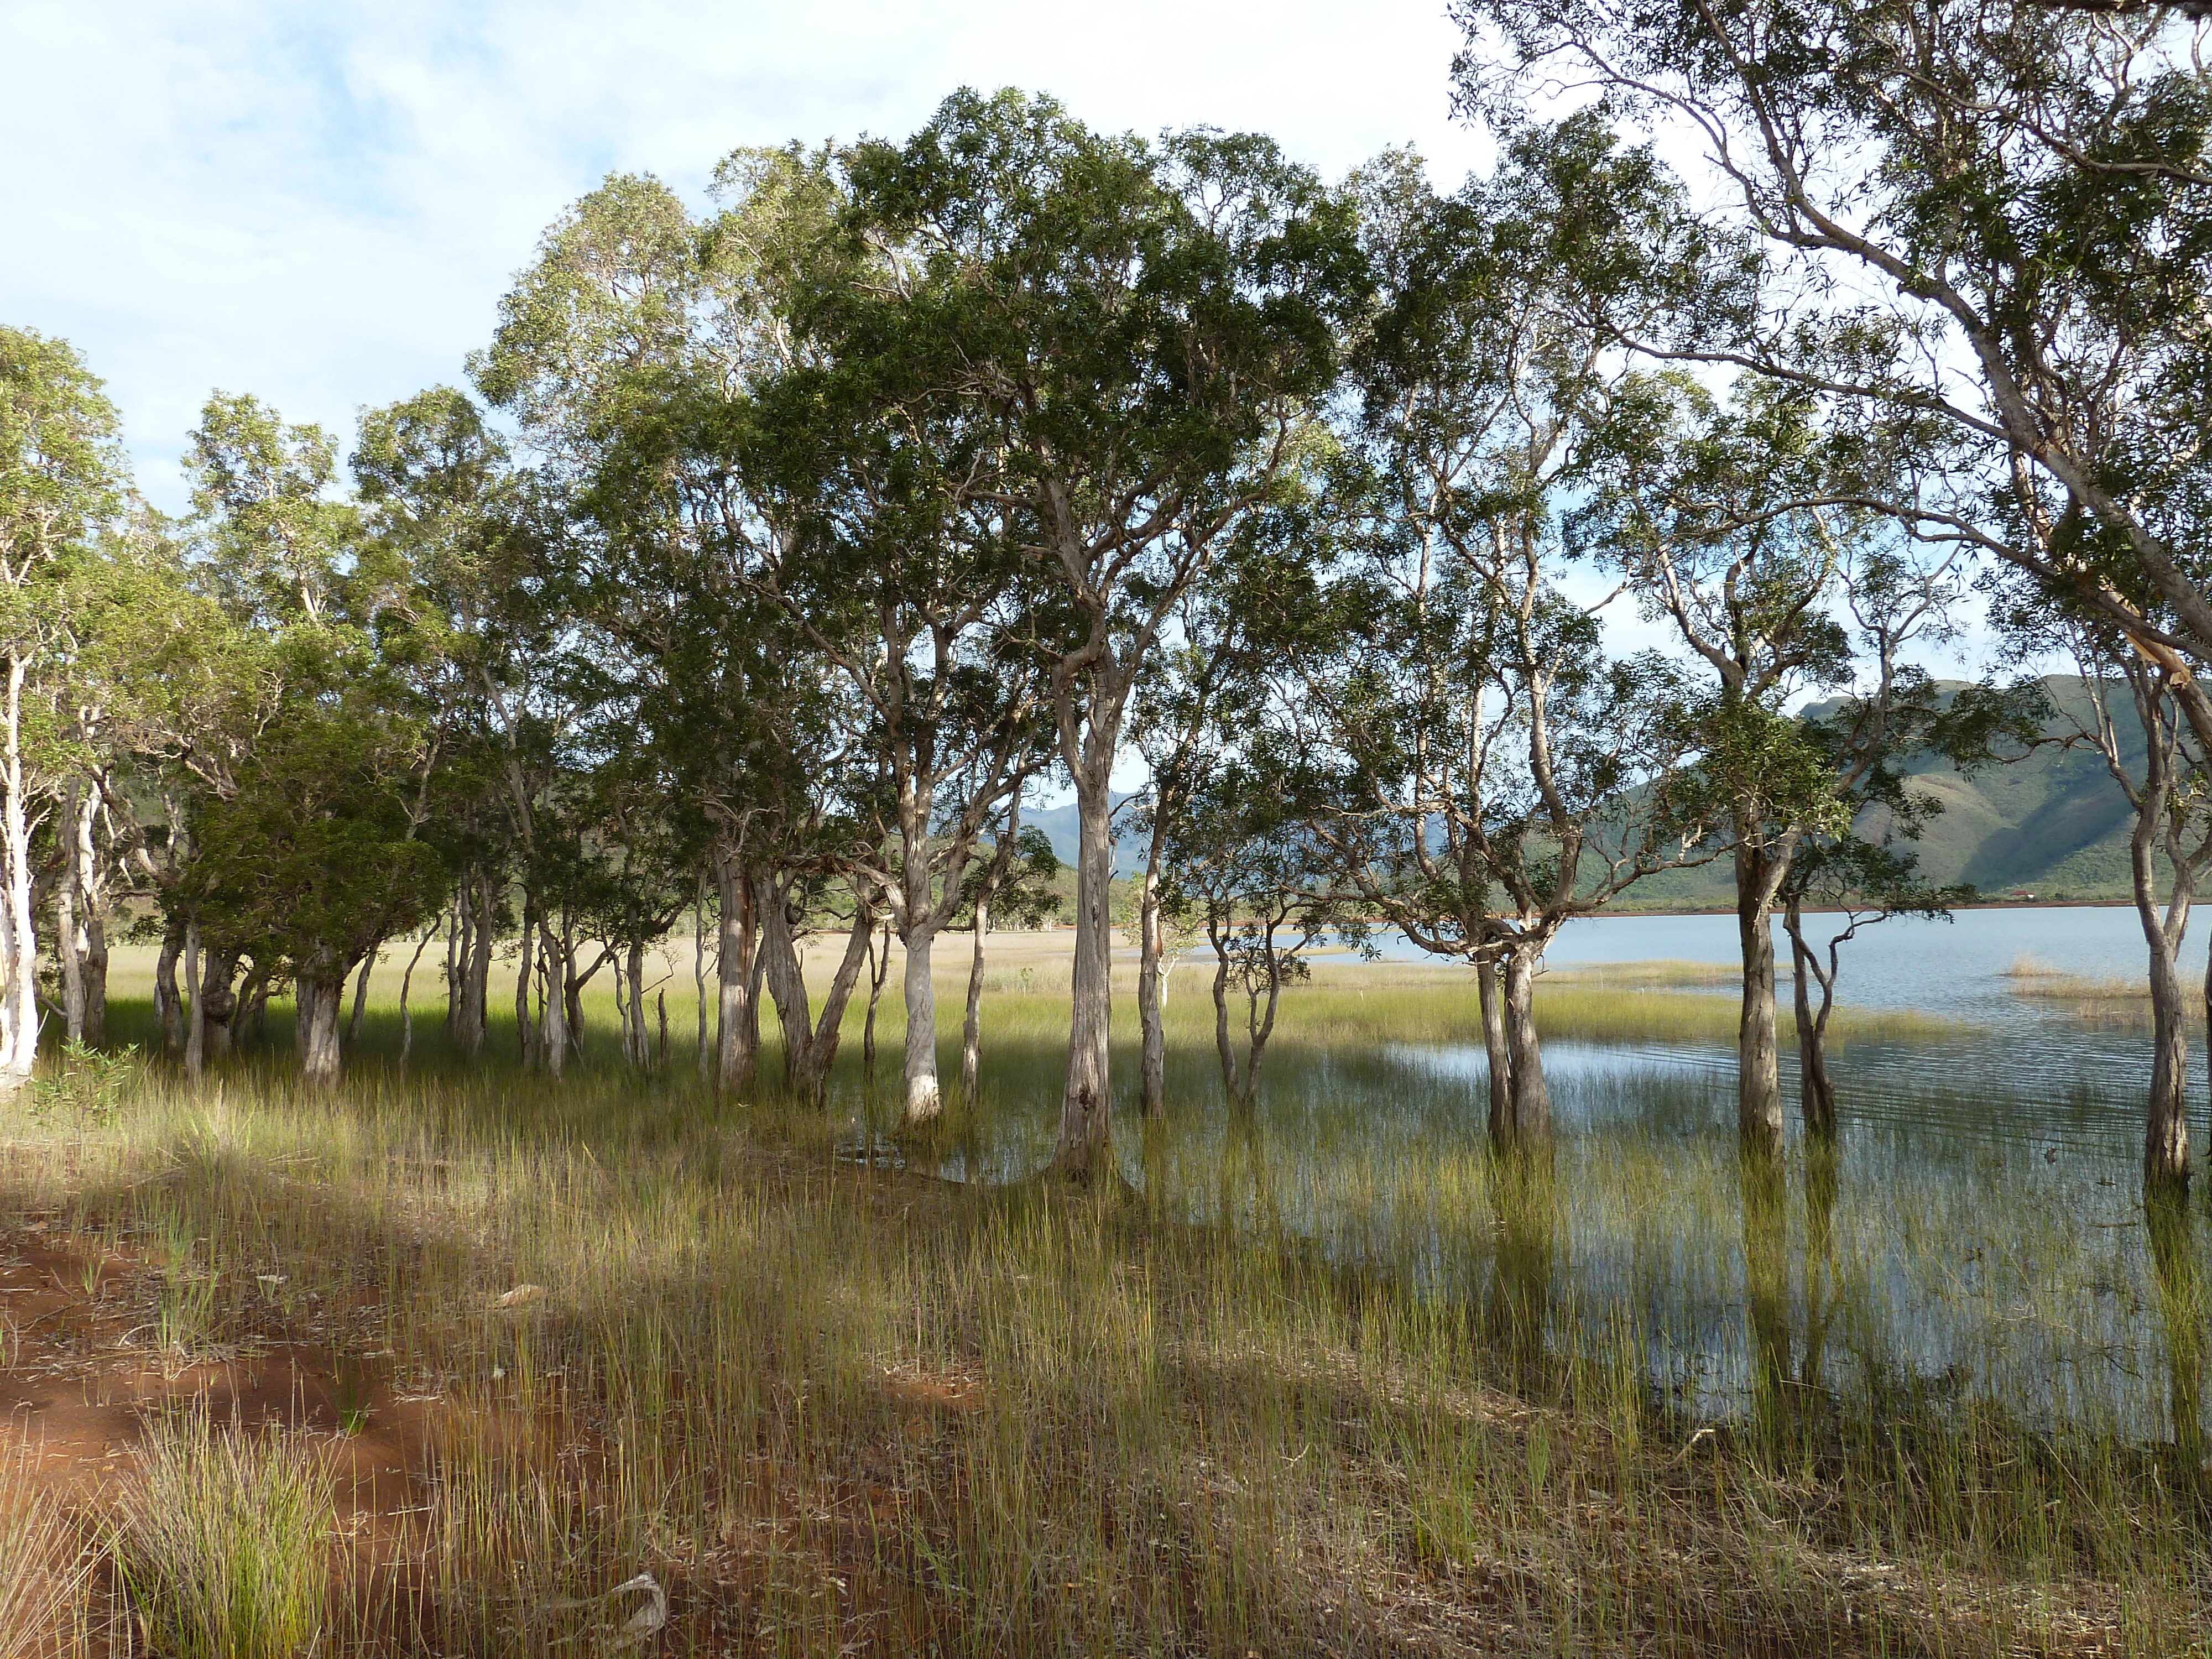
0,0,1492,513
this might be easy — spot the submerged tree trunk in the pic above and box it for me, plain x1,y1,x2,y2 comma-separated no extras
1735,839,1790,1163
1051,770,1117,1181
1785,898,1839,1140
1478,956,1513,1147
1499,941,1551,1149
961,896,988,1108
2135,812,2192,1190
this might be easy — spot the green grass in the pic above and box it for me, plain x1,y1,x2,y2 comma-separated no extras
4,965,2204,1655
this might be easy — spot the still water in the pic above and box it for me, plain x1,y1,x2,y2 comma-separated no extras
857,906,2206,1439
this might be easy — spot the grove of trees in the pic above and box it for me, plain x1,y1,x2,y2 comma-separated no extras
9,1,2212,1192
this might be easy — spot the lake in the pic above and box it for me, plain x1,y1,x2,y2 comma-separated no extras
857,904,2208,1444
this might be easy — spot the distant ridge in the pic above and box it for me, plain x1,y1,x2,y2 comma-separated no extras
1625,675,2174,909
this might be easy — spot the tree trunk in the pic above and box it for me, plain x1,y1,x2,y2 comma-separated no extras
961,896,988,1108
539,923,568,1079
713,849,757,1097
298,968,343,1087
182,922,205,1079
900,912,943,1128
695,874,713,1082
201,950,239,1060
1051,768,1116,1181
2135,817,2192,1190
55,849,85,1046
1786,901,1838,1141
347,945,377,1049
764,893,876,1110
1478,955,1512,1147
398,928,433,1070
1501,943,1550,1147
560,922,586,1055
0,658,39,1094
515,893,538,1067
1735,841,1787,1163
81,910,107,1047
625,940,648,1068
1211,946,1242,1107
445,899,463,1035
238,963,273,1047
155,924,185,1054
1138,816,1170,1120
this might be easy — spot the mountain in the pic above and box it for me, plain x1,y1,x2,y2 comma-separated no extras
1620,675,2164,910
1023,790,1147,878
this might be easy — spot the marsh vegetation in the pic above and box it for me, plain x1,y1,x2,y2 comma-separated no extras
0,945,2206,1656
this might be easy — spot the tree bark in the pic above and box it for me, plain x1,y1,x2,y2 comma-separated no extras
182,922,205,1080
713,849,757,1097
1501,943,1551,1147
155,924,184,1054
1786,900,1839,1141
1138,813,1170,1120
200,950,238,1060
1478,956,1513,1147
55,844,85,1046
759,886,877,1109
0,657,39,1094
398,928,433,1070
900,910,943,1127
298,967,343,1087
347,946,377,1048
961,896,988,1108
81,909,107,1047
1050,770,1117,1181
457,873,492,1058
1735,840,1788,1163
515,893,538,1067
538,922,568,1079
2135,814,2192,1190
695,873,713,1082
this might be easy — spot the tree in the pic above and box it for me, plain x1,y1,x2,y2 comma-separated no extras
1297,130,1707,1150
1164,757,1355,1114
0,328,124,1093
1463,1,2212,1185
1574,375,1861,1159
953,790,1061,1107
838,88,1365,1181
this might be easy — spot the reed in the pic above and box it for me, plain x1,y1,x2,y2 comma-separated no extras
0,974,2201,1655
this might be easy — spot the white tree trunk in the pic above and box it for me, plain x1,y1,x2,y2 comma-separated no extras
0,658,38,1093
901,912,942,1126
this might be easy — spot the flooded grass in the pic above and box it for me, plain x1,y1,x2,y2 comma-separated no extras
3,969,2205,1654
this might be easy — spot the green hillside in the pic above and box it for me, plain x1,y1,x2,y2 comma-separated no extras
1620,676,2173,911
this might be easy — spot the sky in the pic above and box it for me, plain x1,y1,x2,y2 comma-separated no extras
0,0,1494,514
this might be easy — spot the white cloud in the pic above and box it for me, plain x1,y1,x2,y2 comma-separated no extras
0,0,1490,510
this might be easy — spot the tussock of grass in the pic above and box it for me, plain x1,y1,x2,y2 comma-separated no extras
112,1411,337,1659
0,1460,89,1659
2005,953,2203,1030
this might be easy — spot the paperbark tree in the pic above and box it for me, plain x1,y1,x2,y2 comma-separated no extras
1296,131,1708,1151
839,90,1363,1181
0,328,124,1093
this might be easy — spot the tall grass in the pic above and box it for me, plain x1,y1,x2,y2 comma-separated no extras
3,970,2203,1654
112,1411,337,1659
